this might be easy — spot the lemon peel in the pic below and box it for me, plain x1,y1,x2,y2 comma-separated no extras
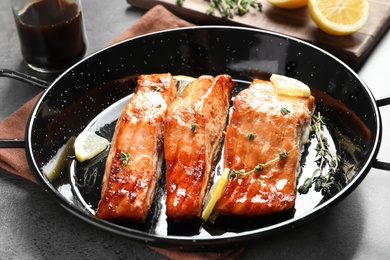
267,0,308,9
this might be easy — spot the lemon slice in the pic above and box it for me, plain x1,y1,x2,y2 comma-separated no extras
201,168,230,221
42,136,76,182
174,75,196,97
74,131,110,163
268,0,308,9
173,75,196,83
308,0,370,36
270,74,311,97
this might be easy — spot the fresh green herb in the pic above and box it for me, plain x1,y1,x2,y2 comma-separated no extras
281,107,290,115
120,152,131,167
177,0,262,18
152,85,162,92
297,112,341,196
254,163,264,171
279,150,288,160
229,144,298,179
229,169,241,180
190,123,197,132
247,132,255,141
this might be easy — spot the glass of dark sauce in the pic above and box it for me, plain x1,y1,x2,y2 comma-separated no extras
11,0,87,73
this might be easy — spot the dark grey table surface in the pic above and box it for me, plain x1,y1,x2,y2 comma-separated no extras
1,1,390,259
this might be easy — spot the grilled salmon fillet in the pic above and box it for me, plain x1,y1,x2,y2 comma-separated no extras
214,79,315,216
95,73,177,222
164,75,234,220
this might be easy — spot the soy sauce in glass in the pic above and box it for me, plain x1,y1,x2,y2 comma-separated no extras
13,0,87,72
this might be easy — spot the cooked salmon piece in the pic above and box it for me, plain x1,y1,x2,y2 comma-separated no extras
164,75,234,220
95,73,177,222
214,79,315,216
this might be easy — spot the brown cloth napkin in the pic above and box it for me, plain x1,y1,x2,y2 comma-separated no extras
0,95,41,183
0,5,243,260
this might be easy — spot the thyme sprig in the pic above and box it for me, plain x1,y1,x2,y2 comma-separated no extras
176,0,262,18
298,112,341,195
229,143,298,180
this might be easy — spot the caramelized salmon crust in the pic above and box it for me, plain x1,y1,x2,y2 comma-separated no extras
164,75,234,220
214,79,315,216
95,73,177,223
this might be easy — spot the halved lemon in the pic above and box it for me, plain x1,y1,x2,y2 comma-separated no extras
201,168,230,221
270,74,311,97
308,0,370,36
267,0,308,9
74,131,110,163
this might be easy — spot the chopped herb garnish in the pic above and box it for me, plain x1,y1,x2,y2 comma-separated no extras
281,107,290,115
297,112,341,196
152,85,162,92
190,123,197,132
120,152,131,167
247,132,255,141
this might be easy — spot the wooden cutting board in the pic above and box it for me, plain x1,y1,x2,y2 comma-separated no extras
127,0,390,69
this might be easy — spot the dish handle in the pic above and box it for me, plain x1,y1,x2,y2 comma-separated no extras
372,96,390,171
0,68,51,148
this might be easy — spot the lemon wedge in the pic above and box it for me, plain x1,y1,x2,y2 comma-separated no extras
74,131,110,163
201,168,230,221
42,136,76,182
270,74,311,97
173,75,196,97
173,75,196,83
308,0,370,36
268,0,308,9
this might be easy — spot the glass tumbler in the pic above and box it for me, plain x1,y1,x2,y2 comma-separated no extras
10,0,87,73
